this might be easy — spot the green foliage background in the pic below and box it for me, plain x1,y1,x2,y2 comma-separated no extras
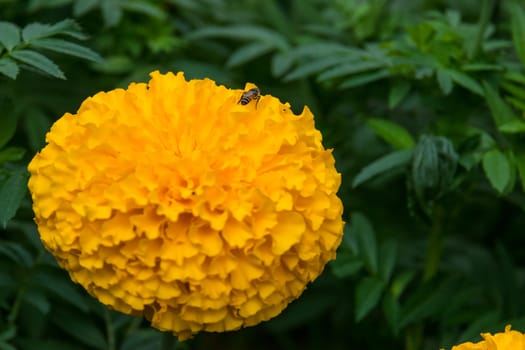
1,0,525,349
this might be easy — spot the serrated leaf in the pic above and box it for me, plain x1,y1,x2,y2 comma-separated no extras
366,118,415,150
510,3,525,67
9,50,65,79
271,51,294,77
446,69,483,95
22,19,85,42
187,25,289,51
0,147,26,164
0,21,21,51
0,170,29,228
355,277,385,321
353,149,414,188
31,38,102,62
388,80,411,108
0,57,19,79
436,68,453,95
482,81,520,128
226,42,274,68
482,149,512,194
350,212,378,274
339,70,390,89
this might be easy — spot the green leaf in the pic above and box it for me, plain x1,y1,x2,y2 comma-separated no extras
399,279,455,327
0,170,29,228
482,81,520,128
510,3,525,67
73,0,99,16
0,57,19,79
22,19,86,42
31,38,102,62
499,119,525,133
226,42,274,68
355,277,385,321
187,25,289,51
266,290,335,332
0,21,21,51
331,250,364,278
9,50,65,79
516,153,525,191
101,0,123,27
390,271,416,298
339,70,390,89
0,342,16,350
32,267,90,312
366,118,415,150
122,0,165,19
0,147,26,164
388,80,411,109
350,212,378,274
284,56,349,82
0,99,17,148
23,289,51,315
23,109,53,152
317,61,385,81
446,69,483,95
271,51,295,77
120,330,162,350
353,149,414,188
51,306,107,349
0,326,16,341
436,68,453,95
382,293,401,336
482,149,512,194
378,240,398,283
0,242,33,267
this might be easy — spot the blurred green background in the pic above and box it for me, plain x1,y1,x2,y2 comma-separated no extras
1,0,525,349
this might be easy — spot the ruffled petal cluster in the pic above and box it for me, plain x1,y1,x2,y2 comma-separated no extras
28,71,344,340
451,325,525,350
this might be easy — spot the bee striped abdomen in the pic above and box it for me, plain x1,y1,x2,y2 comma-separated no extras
238,87,261,108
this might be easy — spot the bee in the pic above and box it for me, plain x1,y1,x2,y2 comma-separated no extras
237,87,261,108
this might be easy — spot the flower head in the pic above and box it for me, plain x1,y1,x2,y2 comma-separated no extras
451,325,525,350
28,71,344,340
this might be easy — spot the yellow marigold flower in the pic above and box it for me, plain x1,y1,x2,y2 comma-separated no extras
450,325,525,350
27,71,344,340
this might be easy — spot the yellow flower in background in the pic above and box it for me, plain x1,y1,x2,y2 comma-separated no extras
27,71,344,340
450,325,525,350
